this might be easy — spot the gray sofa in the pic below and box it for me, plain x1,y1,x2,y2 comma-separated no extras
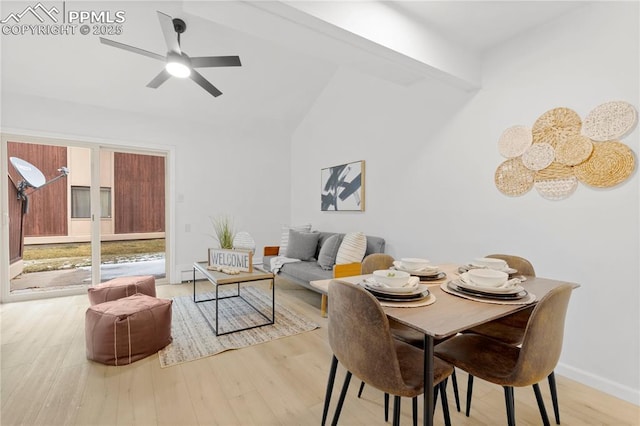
263,231,385,293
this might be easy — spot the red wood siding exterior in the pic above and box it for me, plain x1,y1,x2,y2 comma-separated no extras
114,153,165,234
7,141,68,237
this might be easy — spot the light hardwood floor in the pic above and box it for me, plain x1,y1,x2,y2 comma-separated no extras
1,277,638,425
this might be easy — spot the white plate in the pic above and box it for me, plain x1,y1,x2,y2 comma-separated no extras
363,277,420,294
454,278,524,295
468,263,518,274
365,283,429,297
393,261,441,276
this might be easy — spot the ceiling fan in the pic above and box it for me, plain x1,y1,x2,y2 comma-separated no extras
99,11,241,97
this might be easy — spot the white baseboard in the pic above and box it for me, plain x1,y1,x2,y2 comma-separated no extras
555,362,640,406
177,264,206,282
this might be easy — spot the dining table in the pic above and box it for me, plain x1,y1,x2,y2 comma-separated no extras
311,263,579,426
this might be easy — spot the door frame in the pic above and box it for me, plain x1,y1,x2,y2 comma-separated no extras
1,131,175,303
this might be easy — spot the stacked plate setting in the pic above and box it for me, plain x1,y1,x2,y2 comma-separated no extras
449,269,528,300
460,257,518,275
392,258,446,281
364,270,430,301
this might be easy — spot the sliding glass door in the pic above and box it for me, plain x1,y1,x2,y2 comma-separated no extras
99,149,166,283
3,135,167,298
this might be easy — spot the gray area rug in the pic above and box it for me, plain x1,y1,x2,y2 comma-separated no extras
159,286,319,367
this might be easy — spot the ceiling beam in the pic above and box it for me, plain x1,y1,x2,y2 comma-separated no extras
183,1,480,91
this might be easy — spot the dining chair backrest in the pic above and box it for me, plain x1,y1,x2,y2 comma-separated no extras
328,279,415,394
361,253,395,274
486,254,536,276
510,284,572,386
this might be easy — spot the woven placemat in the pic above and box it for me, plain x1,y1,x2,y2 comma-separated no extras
534,163,578,200
532,107,582,147
379,293,436,308
495,158,535,196
535,179,578,200
440,282,536,305
535,162,575,180
555,135,593,166
573,141,636,188
583,101,638,141
498,125,533,158
522,142,555,171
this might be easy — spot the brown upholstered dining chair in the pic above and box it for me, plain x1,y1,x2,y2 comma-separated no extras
322,279,453,426
361,253,395,274
464,254,561,424
357,253,461,417
435,284,573,426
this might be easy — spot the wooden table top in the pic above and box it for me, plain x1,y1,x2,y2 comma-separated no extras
311,263,579,339
193,261,274,285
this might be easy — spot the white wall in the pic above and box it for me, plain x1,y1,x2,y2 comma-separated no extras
1,93,292,283
291,3,639,403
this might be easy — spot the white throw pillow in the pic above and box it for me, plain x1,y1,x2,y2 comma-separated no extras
335,232,367,264
278,224,312,256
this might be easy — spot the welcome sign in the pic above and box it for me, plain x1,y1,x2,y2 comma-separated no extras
208,248,253,272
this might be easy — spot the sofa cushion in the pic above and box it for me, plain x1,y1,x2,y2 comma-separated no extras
280,261,333,283
286,229,320,261
365,236,385,256
318,234,344,270
336,232,367,264
278,224,312,256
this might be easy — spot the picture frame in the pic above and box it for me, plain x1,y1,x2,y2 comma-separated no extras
321,160,365,211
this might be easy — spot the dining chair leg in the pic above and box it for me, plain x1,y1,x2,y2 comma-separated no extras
330,371,352,426
451,369,461,412
466,374,474,417
412,396,418,426
385,393,390,422
548,371,560,424
357,381,365,398
439,382,452,426
504,386,516,426
533,383,551,426
322,355,338,426
393,395,401,426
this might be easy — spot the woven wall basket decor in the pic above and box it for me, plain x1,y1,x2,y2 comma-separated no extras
522,142,555,171
495,158,535,196
498,125,533,158
532,107,582,147
534,162,578,200
554,135,594,166
573,141,636,188
582,101,638,142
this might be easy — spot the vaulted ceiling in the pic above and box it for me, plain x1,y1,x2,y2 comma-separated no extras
1,1,588,129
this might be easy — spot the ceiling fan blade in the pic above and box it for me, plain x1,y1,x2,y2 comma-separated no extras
190,70,223,97
100,37,165,61
190,56,242,68
157,11,181,54
146,69,171,88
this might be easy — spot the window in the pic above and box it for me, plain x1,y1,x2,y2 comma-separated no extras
71,186,111,218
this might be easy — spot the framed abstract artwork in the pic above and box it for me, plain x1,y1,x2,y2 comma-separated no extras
321,160,365,211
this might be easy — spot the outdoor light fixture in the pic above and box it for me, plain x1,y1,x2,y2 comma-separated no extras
165,52,191,78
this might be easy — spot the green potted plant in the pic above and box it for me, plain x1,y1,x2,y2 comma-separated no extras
210,215,236,249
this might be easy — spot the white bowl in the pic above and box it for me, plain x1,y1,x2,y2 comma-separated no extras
400,258,431,271
373,269,411,288
473,257,508,270
467,269,508,287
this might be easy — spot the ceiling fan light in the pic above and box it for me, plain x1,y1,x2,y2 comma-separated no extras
166,61,191,78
